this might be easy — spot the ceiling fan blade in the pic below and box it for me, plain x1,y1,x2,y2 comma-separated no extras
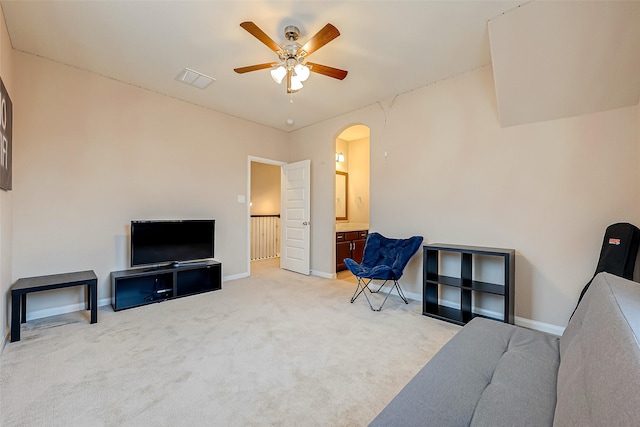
297,23,340,57
234,63,278,74
240,22,282,54
307,62,348,80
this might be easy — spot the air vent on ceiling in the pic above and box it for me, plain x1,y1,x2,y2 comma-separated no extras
175,68,215,89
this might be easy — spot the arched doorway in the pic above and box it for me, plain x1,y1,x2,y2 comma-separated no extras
335,124,371,274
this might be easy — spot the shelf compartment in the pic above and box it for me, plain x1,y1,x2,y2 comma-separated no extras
113,273,174,311
423,303,505,326
422,303,472,326
176,264,221,296
425,275,506,295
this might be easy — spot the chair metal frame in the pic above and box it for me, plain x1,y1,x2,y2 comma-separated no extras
350,277,409,312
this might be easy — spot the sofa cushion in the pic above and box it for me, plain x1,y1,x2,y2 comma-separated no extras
369,317,559,427
555,272,640,426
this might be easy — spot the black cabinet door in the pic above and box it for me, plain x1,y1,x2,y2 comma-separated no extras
352,239,367,264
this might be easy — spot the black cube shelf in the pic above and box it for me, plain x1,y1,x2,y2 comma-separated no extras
423,244,515,325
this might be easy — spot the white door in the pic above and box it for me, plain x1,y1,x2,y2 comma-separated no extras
281,160,311,274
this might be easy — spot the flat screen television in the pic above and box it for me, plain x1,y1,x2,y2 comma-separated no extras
130,219,215,267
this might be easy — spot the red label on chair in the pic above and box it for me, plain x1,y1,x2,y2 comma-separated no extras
609,238,621,245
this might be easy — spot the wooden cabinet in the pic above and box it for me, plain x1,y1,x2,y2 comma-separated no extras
423,244,515,325
336,230,368,272
336,239,351,272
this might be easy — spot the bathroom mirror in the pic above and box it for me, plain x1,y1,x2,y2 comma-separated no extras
336,171,348,220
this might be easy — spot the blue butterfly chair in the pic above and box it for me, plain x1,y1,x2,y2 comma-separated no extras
345,232,423,311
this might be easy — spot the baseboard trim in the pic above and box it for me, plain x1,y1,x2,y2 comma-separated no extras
395,289,565,335
19,272,248,323
311,270,334,279
12,275,566,336
515,316,565,336
435,298,564,335
403,290,422,302
224,272,249,282
23,297,111,322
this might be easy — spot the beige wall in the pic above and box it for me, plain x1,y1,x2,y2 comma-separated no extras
290,65,640,329
347,136,370,225
0,5,14,344
3,40,639,336
10,51,289,318
335,138,348,174
250,162,280,215
637,102,640,282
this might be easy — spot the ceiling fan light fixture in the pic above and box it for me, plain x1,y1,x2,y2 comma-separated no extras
270,65,287,84
290,75,304,91
294,63,310,82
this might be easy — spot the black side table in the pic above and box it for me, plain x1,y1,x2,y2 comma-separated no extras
10,270,97,342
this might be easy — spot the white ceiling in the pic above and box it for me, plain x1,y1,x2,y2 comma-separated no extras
0,0,528,132
1,1,638,133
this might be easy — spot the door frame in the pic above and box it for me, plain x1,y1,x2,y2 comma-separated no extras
246,156,287,276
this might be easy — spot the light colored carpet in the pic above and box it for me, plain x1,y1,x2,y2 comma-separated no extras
0,259,460,426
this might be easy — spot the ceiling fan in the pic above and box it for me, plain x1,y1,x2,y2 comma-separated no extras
234,21,348,94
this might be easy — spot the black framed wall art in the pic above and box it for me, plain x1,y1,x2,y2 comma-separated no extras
0,76,12,191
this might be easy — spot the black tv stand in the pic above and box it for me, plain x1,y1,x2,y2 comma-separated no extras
111,260,221,311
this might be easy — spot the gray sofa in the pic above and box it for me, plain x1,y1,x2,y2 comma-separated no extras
369,272,640,426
